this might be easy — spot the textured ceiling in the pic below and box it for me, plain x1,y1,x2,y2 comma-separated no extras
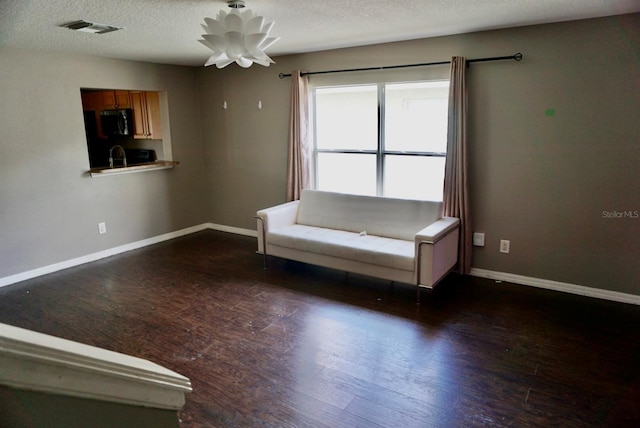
1,0,639,67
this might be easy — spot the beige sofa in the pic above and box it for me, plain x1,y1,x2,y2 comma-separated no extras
256,190,460,297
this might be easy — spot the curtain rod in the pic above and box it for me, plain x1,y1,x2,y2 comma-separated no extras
278,53,522,79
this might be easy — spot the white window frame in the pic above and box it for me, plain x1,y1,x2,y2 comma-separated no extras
312,80,449,200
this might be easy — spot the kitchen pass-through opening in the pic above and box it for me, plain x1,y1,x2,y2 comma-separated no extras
80,88,173,172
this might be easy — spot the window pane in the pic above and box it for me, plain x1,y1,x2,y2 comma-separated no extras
315,86,378,151
316,153,377,196
385,81,449,153
384,155,445,201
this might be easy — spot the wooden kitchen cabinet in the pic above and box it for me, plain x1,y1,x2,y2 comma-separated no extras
81,91,107,139
102,90,131,109
130,91,162,139
81,92,101,111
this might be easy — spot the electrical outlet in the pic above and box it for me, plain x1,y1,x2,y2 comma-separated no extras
98,222,107,235
500,239,510,254
473,233,485,247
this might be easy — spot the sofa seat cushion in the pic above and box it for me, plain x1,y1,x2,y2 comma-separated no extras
267,225,415,271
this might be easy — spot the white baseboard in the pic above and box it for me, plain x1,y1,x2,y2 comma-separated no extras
0,224,211,289
206,223,257,238
3,225,637,307
470,268,640,306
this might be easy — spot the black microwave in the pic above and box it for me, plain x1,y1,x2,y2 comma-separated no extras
100,109,133,136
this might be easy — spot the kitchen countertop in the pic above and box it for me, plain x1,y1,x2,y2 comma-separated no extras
89,160,179,177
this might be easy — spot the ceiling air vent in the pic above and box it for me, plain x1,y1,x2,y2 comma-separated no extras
60,20,123,35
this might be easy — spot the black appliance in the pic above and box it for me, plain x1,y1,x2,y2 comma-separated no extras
125,149,157,165
100,109,133,136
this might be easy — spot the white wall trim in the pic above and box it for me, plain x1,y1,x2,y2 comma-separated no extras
470,268,640,306
206,222,257,238
0,323,191,410
3,223,637,306
0,224,210,289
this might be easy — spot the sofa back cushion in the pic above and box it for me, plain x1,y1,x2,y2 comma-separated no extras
297,190,442,241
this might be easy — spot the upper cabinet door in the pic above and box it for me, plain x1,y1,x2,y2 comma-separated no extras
102,90,131,110
130,91,162,140
81,92,107,139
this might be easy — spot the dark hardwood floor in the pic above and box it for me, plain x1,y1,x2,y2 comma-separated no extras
1,230,639,427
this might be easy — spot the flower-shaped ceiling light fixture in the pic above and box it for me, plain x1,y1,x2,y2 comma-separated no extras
199,0,280,68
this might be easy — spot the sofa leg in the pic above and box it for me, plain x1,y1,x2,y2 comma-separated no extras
389,281,396,296
254,216,268,269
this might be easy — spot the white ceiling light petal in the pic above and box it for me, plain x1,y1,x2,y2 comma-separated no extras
198,0,279,68
253,55,275,67
224,31,245,60
261,21,275,35
245,16,265,34
198,38,216,52
205,53,227,67
224,13,244,33
245,33,268,52
203,18,224,36
236,57,253,68
216,59,235,69
202,34,227,52
258,36,279,51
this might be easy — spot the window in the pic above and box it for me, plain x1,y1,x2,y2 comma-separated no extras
313,80,449,201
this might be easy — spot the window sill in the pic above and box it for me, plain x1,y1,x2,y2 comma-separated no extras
88,161,179,178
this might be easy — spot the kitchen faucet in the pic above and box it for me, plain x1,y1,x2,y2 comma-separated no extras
109,145,127,168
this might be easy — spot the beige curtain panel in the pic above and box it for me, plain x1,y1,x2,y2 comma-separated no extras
443,56,472,274
286,70,312,202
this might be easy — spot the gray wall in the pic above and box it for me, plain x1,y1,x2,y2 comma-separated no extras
0,48,207,278
0,385,180,428
1,14,638,297
197,14,640,295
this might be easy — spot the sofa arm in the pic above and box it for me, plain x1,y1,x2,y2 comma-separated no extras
415,217,460,288
415,217,460,244
255,200,300,254
256,200,300,232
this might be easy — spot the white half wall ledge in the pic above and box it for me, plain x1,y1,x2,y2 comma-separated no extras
0,323,192,410
470,268,640,306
